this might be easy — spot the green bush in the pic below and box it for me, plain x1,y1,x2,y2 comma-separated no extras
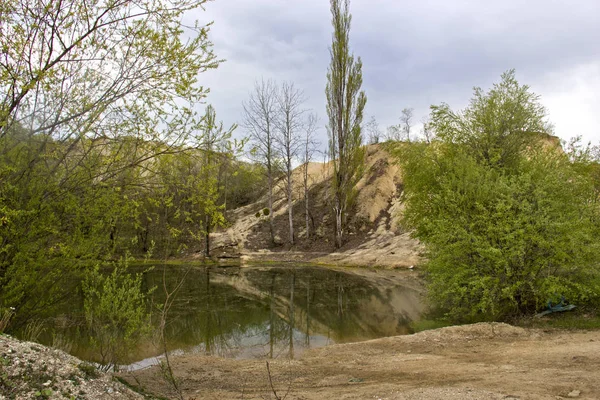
82,256,153,371
397,71,600,321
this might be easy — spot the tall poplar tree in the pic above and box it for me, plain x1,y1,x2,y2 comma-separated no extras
325,0,367,248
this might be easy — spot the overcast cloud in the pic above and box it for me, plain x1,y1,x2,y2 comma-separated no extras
191,0,600,148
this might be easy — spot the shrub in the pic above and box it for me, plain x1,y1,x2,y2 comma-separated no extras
82,256,153,371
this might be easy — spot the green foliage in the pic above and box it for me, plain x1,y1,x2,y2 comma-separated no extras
326,0,367,248
0,308,14,333
1,0,217,138
82,256,153,371
0,0,233,330
430,70,548,170
225,162,268,208
397,71,600,321
521,312,600,330
35,388,53,398
77,363,100,380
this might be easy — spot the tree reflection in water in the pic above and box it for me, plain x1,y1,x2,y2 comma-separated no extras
35,264,423,366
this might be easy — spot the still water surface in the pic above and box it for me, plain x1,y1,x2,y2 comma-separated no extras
37,264,423,368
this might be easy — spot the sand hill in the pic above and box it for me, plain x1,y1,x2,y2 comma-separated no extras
211,143,423,268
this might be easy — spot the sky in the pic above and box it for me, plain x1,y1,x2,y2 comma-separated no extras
190,0,600,149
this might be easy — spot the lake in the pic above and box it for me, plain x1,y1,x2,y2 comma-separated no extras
33,263,423,369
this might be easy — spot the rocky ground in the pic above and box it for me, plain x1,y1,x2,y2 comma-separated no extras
121,323,600,400
0,334,142,400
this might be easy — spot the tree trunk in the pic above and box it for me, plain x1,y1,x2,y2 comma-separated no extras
287,167,294,245
334,200,343,249
304,163,310,239
268,168,275,245
205,214,211,257
204,215,211,258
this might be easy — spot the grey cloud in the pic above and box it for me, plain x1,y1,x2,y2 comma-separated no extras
192,0,600,144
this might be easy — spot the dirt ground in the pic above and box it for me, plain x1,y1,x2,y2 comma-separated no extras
121,323,600,400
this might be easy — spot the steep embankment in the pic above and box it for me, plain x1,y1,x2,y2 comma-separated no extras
211,144,423,268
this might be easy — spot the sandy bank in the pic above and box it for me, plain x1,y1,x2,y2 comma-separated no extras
121,323,600,399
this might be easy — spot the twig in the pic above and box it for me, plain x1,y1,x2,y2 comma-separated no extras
265,360,294,400
266,361,280,400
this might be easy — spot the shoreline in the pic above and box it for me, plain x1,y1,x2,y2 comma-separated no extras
119,322,600,399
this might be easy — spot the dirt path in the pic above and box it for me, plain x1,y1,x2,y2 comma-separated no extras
121,323,600,399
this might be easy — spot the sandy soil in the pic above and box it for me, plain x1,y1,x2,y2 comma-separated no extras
210,144,423,269
121,323,600,399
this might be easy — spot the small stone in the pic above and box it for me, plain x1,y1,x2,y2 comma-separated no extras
107,387,114,394
43,380,52,386
567,390,581,398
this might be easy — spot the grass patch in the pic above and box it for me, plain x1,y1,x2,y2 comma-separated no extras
77,363,100,379
517,311,600,330
410,319,454,333
34,388,53,398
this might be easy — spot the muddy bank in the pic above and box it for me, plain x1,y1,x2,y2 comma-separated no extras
236,238,422,269
120,322,600,400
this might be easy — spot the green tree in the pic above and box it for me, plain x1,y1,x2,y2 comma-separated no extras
325,0,367,248
192,105,236,257
398,71,600,321
0,0,221,327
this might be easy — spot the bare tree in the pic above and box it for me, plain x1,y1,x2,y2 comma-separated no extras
400,108,414,142
275,82,306,245
302,113,320,239
385,124,401,141
243,80,279,245
365,116,381,144
420,115,435,143
384,108,414,142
